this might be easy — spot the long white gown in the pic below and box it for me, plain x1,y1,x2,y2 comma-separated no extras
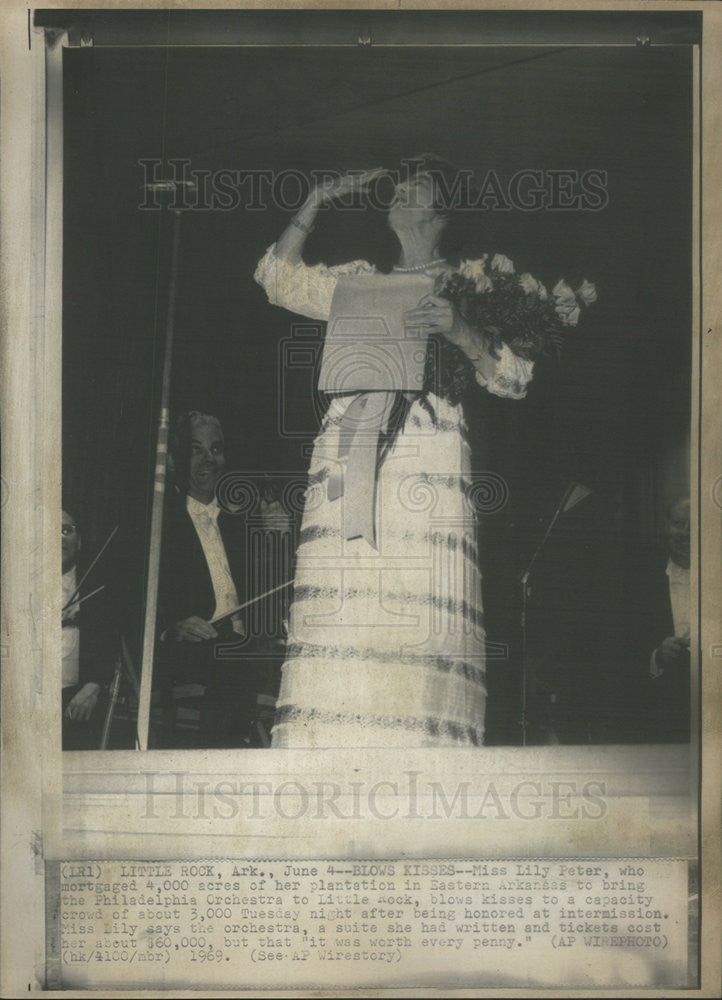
255,245,534,748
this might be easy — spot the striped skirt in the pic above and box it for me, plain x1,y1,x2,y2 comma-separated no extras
271,392,487,748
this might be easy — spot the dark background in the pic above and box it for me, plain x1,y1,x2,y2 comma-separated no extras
62,42,693,743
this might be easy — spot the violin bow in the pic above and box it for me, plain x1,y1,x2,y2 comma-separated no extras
62,524,118,613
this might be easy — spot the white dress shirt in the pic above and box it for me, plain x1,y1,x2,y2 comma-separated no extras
186,495,239,621
650,558,690,677
62,568,80,688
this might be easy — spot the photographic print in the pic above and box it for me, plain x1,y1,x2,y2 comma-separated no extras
1,3,719,995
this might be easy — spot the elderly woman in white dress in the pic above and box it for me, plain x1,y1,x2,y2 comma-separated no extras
255,156,534,748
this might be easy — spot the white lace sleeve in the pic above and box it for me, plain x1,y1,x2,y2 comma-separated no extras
254,243,376,321
473,342,535,400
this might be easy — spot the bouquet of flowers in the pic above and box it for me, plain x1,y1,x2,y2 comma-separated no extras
434,254,597,362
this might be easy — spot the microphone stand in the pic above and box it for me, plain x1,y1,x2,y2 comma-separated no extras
136,206,184,751
519,483,579,746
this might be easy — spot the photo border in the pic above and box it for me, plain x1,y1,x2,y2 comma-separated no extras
1,2,719,995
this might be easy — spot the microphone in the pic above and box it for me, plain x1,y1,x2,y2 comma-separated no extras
145,180,197,192
561,481,592,514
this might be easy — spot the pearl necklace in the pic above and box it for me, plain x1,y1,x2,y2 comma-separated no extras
393,258,446,273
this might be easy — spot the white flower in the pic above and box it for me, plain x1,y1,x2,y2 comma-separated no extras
460,255,487,276
519,272,548,300
552,279,581,327
576,279,597,307
490,253,515,275
519,273,536,295
459,258,493,293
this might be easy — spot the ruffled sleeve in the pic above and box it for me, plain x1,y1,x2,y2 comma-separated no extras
254,242,376,321
471,341,534,400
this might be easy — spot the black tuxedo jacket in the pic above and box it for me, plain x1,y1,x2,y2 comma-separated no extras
156,494,249,634
119,485,285,696
153,492,257,691
620,546,689,742
622,547,675,663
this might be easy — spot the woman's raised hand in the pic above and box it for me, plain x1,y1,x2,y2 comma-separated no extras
313,167,387,206
276,167,386,264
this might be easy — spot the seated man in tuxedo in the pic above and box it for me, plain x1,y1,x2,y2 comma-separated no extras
578,491,694,745
62,506,118,749
154,411,284,748
645,496,691,742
